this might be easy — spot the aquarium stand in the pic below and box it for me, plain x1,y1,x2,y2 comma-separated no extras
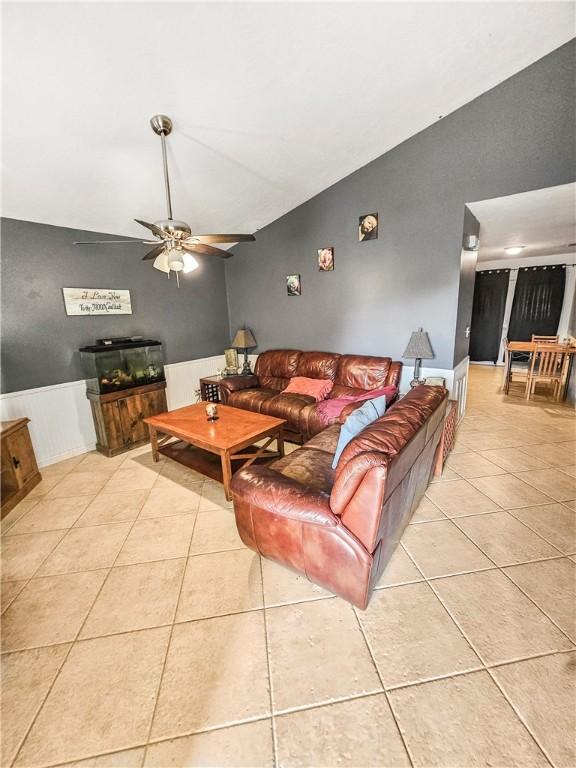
87,381,168,457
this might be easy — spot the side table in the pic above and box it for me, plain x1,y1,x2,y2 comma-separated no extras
199,376,223,403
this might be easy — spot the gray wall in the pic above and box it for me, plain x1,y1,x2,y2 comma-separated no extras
1,218,231,392
227,40,576,370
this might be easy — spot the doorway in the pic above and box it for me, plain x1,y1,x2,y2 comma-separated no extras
467,183,576,365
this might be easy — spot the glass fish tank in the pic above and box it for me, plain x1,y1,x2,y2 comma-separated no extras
79,338,166,395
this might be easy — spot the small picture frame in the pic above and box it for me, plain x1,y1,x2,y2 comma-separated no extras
286,274,301,296
224,348,239,374
318,247,334,271
359,213,378,241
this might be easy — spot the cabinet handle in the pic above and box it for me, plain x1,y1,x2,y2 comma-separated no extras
12,456,20,469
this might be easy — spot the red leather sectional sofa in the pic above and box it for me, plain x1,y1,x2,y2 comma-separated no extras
225,349,448,609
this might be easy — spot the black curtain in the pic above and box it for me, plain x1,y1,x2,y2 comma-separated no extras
508,265,566,341
469,270,510,362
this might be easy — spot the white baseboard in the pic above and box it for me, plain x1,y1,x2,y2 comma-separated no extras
0,355,227,468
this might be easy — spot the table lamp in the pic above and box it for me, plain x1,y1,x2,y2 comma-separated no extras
232,327,257,375
402,329,434,387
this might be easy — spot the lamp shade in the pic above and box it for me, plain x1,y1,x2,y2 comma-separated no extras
402,329,434,360
232,327,256,349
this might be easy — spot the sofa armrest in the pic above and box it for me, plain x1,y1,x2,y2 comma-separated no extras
219,374,260,404
338,389,400,424
231,466,337,527
338,401,365,423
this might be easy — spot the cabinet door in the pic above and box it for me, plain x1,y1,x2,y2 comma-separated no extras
139,388,168,419
6,427,38,487
119,395,149,446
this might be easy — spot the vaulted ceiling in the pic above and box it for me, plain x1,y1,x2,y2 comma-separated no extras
2,2,574,239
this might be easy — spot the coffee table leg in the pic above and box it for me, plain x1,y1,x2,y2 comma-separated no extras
221,449,233,501
149,426,160,462
277,429,285,458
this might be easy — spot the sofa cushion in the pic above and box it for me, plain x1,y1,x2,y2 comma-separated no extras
228,388,279,413
296,351,340,381
283,377,334,401
332,396,388,468
260,392,316,429
304,424,341,453
335,355,392,391
255,350,301,390
271,447,335,494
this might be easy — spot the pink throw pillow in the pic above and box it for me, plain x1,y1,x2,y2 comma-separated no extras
283,377,334,402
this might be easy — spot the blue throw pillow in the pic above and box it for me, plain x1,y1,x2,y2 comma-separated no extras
332,396,388,469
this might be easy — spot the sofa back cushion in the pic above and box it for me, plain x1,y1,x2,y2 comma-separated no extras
255,349,301,390
332,355,393,397
296,351,340,381
331,386,447,515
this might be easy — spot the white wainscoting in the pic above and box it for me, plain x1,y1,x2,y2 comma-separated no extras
0,353,469,468
0,355,227,468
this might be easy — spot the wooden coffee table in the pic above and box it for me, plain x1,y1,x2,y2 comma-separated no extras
145,403,285,500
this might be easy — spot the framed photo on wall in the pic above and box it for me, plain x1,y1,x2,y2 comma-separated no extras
358,213,378,241
318,247,334,271
286,274,301,296
224,348,239,374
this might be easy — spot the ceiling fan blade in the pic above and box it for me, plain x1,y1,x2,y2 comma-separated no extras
192,234,255,244
182,242,233,259
142,243,166,261
74,240,157,245
134,219,167,238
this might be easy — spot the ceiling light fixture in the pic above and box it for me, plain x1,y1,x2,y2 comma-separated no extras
504,246,525,256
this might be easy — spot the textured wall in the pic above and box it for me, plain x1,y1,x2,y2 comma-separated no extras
226,40,576,369
0,219,231,392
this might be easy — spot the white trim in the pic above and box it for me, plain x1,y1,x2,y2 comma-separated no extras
0,354,227,468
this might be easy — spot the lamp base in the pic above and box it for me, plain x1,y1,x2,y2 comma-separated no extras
410,378,425,389
241,350,252,375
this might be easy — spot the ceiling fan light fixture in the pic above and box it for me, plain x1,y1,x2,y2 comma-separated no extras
153,251,170,274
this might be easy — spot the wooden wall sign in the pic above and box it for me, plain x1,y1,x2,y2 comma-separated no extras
63,288,132,316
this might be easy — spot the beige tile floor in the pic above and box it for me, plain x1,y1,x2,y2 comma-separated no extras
1,365,575,767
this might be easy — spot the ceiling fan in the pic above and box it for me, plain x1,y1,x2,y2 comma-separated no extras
74,114,255,285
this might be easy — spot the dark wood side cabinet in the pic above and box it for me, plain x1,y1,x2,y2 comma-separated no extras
199,376,222,403
87,381,168,457
1,418,42,518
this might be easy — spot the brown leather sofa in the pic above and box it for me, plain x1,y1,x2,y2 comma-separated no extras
219,349,402,442
230,385,448,609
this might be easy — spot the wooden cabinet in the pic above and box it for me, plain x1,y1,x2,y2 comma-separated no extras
87,382,168,457
1,418,42,518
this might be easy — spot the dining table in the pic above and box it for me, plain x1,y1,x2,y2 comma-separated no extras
503,340,576,399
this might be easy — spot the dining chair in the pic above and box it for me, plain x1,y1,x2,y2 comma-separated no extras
531,334,559,343
525,346,565,400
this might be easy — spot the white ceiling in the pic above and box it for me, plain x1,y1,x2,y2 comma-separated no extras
469,183,576,262
2,2,574,239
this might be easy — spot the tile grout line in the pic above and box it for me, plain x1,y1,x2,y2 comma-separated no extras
139,489,203,768
422,579,556,766
259,556,279,768
8,478,159,768
444,512,576,648
351,606,415,768
402,536,571,766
